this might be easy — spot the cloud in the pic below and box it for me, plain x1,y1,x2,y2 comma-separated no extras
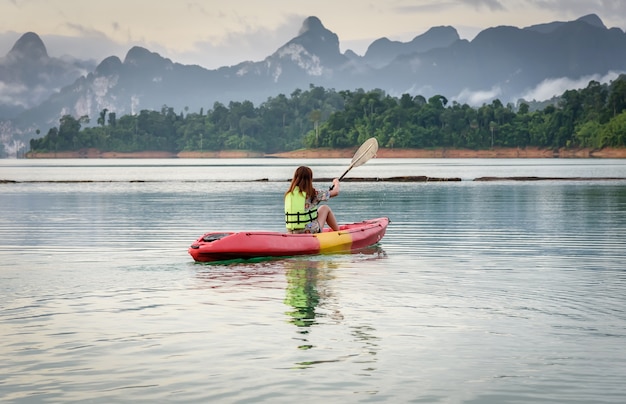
0,80,53,109
63,22,109,39
454,86,503,106
462,0,506,11
0,80,28,105
448,69,626,107
43,34,125,63
520,71,626,101
394,1,457,14
149,15,303,68
396,0,506,14
522,0,622,15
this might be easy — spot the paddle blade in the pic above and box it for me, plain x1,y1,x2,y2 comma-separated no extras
334,137,379,185
350,137,378,169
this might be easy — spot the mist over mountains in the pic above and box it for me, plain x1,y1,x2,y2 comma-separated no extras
1,13,625,157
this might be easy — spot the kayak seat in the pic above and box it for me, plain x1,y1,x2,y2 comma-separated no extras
202,233,232,242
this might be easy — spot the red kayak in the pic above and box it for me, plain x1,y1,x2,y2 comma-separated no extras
189,217,389,262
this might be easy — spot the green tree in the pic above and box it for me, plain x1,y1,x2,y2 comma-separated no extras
599,111,626,147
97,108,108,126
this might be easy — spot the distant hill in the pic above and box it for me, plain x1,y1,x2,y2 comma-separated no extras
524,13,607,33
1,14,626,157
0,32,96,119
361,26,460,69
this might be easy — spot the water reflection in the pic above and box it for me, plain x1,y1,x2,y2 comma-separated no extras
283,259,335,334
192,249,386,370
280,248,386,371
283,248,387,332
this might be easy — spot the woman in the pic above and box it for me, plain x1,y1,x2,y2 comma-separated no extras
284,166,340,233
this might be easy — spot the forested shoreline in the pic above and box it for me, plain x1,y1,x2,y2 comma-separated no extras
28,76,626,156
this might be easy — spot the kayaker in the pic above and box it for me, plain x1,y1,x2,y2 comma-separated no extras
285,166,340,234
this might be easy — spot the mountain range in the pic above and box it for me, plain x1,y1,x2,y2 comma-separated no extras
1,13,625,157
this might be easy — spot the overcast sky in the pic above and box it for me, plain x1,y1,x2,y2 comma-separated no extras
1,0,625,69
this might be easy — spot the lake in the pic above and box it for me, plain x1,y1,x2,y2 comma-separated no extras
1,158,626,403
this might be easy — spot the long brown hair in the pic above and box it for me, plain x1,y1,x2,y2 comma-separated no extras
285,166,316,199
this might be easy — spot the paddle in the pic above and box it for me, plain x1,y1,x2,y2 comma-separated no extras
330,137,379,190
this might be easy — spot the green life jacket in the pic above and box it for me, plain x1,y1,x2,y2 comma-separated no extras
285,187,318,230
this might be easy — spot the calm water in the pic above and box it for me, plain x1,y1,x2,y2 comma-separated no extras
1,159,626,403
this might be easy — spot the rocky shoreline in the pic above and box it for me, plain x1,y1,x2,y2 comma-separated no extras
24,146,626,159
